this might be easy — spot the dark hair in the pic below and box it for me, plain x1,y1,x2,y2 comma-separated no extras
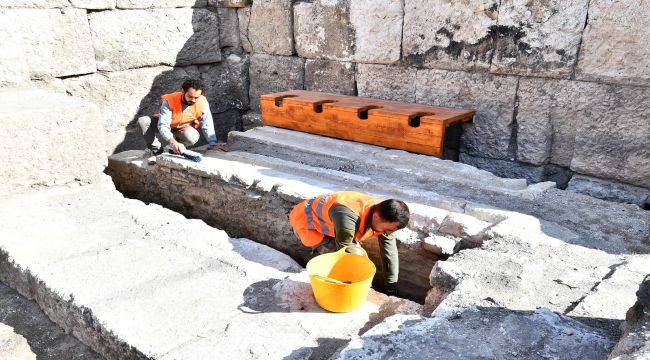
375,199,410,229
182,78,205,93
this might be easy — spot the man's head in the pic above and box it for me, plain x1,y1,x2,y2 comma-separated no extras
181,78,205,105
370,199,410,234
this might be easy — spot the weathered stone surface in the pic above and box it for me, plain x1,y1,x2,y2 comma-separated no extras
213,110,242,142
437,212,490,242
576,0,650,86
356,64,416,102
0,181,420,359
570,85,650,188
491,0,588,78
567,175,650,208
63,65,201,153
0,9,95,78
0,90,106,197
294,0,354,61
0,0,67,7
609,275,650,359
337,308,614,360
237,6,252,53
89,8,220,71
427,222,648,327
350,0,402,64
0,20,29,87
241,111,262,130
247,0,292,55
0,323,35,360
70,0,115,9
248,54,304,111
0,284,101,359
416,69,518,159
217,6,241,50
402,0,497,71
305,59,356,95
460,153,545,184
421,235,457,256
115,0,207,8
199,53,250,113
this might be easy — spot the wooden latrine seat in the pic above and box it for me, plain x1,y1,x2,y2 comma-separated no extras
260,90,475,157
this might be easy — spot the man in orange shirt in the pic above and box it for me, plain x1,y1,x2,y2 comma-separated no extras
290,191,410,295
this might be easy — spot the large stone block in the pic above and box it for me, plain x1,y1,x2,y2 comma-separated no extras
0,20,29,87
247,0,293,55
305,59,356,95
570,85,649,188
248,54,304,111
350,0,403,64
237,6,252,53
356,64,416,102
63,66,201,153
0,9,95,79
576,0,650,86
0,0,67,7
416,69,518,159
199,53,249,113
491,0,588,78
89,8,220,71
516,77,596,166
294,0,354,61
70,0,116,9
217,6,241,50
115,0,207,8
402,0,497,71
0,90,107,196
459,153,545,184
567,175,649,208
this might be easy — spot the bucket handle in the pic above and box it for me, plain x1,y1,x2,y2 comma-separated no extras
340,244,367,257
312,274,350,285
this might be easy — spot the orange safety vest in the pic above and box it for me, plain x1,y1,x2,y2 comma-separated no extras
289,191,382,247
160,92,208,130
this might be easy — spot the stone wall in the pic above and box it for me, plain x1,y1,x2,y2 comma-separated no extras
235,0,649,207
1,0,647,207
0,0,249,153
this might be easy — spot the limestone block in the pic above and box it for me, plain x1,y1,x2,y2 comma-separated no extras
491,0,588,78
609,275,650,359
89,8,220,71
63,66,201,153
0,90,107,196
199,53,249,113
337,309,614,360
217,7,241,50
305,59,356,95
248,54,304,111
0,0,67,7
356,64,416,102
115,0,207,8
576,0,650,86
402,0,497,71
70,0,115,9
570,85,650,188
294,0,354,61
247,0,293,55
0,21,29,87
459,154,545,184
0,9,95,79
350,0,403,64
237,6,252,53
0,324,35,360
416,69,518,159
421,235,457,256
438,213,490,240
567,175,649,207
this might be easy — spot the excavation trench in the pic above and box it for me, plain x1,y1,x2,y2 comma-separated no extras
107,151,442,304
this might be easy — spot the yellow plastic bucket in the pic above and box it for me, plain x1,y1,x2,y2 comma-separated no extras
306,245,376,313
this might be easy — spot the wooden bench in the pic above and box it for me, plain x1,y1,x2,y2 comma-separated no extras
260,90,475,157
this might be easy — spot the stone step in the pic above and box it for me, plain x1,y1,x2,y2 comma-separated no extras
0,180,421,360
227,127,650,255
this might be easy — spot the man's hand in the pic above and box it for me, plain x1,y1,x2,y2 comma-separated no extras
208,144,229,152
170,139,185,154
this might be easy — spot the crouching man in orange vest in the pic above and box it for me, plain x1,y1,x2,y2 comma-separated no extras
290,191,409,296
138,78,226,156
